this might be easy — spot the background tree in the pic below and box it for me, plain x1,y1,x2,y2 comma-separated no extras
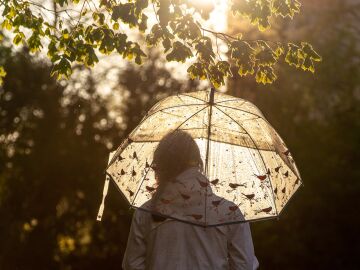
227,0,360,269
0,42,188,269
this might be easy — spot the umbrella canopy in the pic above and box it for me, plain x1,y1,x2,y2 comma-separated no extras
98,89,302,226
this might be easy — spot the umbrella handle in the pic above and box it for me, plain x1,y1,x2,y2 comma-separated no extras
97,151,116,221
97,174,110,221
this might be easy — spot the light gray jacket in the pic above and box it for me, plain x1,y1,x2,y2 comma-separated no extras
122,167,259,270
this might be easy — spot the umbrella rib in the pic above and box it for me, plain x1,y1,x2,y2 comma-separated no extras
215,104,263,118
130,161,154,207
143,103,207,123
215,106,279,216
203,88,215,226
216,98,247,105
173,105,209,131
181,93,208,103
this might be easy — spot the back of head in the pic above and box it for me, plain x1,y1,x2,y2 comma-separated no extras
153,130,203,184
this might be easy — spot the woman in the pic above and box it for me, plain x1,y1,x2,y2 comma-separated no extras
122,131,259,270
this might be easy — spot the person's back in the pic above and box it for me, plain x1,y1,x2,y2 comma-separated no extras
123,209,259,270
122,131,259,270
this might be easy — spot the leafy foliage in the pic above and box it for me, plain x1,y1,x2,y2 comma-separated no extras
0,66,6,85
0,0,320,86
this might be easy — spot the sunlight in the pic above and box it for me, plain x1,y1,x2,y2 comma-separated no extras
158,0,230,91
193,0,229,32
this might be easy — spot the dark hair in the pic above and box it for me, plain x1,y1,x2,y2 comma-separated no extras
151,130,203,222
152,130,203,184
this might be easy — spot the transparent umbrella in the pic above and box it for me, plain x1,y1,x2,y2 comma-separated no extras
97,89,302,226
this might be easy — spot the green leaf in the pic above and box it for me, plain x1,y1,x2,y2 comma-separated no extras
99,28,115,55
27,32,43,53
13,32,25,45
1,19,12,30
275,44,285,57
166,41,193,63
230,40,255,76
187,62,207,80
285,43,303,68
255,65,277,84
146,24,163,46
162,38,172,53
113,22,119,30
232,0,272,31
135,0,149,15
300,42,322,73
74,44,100,67
194,37,215,63
114,33,129,55
208,61,232,87
55,0,69,7
131,43,147,65
272,0,301,18
173,14,202,40
146,24,174,52
112,3,138,27
50,57,72,80
255,41,278,66
0,66,6,86
217,61,232,78
301,42,322,62
138,14,148,32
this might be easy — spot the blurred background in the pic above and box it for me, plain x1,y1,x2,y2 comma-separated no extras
0,0,359,269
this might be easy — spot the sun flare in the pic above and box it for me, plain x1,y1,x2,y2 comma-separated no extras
193,0,229,32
